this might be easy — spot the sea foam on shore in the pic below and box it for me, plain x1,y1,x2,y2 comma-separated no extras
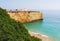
29,31,53,41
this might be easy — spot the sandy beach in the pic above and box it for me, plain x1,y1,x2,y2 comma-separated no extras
29,31,53,41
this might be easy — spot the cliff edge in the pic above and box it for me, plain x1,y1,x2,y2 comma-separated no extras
7,10,43,23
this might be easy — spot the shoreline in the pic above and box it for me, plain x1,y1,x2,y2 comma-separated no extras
29,31,53,41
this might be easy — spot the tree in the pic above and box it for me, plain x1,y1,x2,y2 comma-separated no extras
0,8,42,41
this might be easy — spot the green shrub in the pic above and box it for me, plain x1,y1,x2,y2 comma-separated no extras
0,8,42,41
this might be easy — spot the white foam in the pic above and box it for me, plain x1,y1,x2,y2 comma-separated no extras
29,31,49,37
41,35,48,37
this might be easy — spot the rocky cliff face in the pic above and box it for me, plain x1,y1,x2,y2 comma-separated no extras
7,10,43,23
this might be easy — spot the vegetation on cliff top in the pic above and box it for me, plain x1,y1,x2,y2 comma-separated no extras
0,8,42,41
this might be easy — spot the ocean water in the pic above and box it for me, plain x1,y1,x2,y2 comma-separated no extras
23,10,60,41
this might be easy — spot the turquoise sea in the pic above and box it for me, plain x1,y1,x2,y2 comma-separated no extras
24,10,60,41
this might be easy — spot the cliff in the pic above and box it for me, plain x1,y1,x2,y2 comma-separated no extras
7,10,43,23
0,8,42,41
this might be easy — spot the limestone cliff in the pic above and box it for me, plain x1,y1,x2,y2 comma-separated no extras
7,10,43,23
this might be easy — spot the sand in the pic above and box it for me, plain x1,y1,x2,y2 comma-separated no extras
29,31,53,41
